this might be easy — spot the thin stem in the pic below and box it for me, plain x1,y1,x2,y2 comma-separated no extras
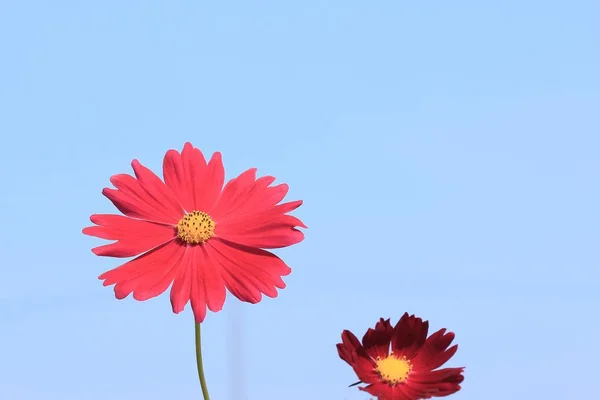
195,322,210,400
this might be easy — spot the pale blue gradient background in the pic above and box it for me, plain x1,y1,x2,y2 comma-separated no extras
1,1,599,399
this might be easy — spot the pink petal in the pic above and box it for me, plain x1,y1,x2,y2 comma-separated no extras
211,168,284,219
162,147,197,212
200,152,225,211
83,214,175,258
170,247,194,315
102,161,182,224
98,240,184,301
162,143,224,213
131,159,184,219
188,247,207,323
195,245,227,313
215,201,305,249
204,238,291,304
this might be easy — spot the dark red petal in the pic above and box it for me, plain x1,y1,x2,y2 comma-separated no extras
424,344,458,372
402,378,437,400
102,161,182,224
83,214,176,258
410,367,465,384
397,382,429,399
412,329,457,371
431,382,463,396
352,363,381,386
391,313,429,359
395,385,422,400
375,318,394,331
340,330,365,356
336,342,354,365
405,369,464,398
337,331,380,384
402,381,433,398
204,238,291,304
359,383,409,399
406,380,463,398
98,240,183,301
361,318,394,360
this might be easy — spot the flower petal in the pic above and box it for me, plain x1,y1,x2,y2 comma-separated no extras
410,367,465,383
186,243,229,322
391,313,429,359
210,168,305,248
215,201,305,249
432,382,463,397
196,245,227,313
405,378,463,398
162,147,197,212
397,382,426,400
102,160,183,224
426,344,458,372
210,168,258,217
98,240,184,301
83,214,176,258
201,151,225,211
336,343,354,365
131,159,185,219
211,169,284,219
337,330,380,384
362,318,394,360
189,247,207,323
411,329,457,371
170,248,194,315
359,383,409,399
338,330,370,361
216,221,305,249
132,249,185,301
162,143,224,213
205,238,291,304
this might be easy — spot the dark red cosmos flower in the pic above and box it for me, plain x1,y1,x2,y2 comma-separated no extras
83,142,305,322
337,313,464,400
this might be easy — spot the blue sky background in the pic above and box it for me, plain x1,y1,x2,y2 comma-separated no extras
1,1,599,399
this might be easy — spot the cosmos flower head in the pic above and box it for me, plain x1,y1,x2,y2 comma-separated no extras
337,313,464,399
83,142,306,322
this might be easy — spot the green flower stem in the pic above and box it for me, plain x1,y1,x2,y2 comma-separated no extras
195,322,210,400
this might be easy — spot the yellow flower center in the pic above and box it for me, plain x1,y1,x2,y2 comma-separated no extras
375,354,413,384
176,211,215,244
